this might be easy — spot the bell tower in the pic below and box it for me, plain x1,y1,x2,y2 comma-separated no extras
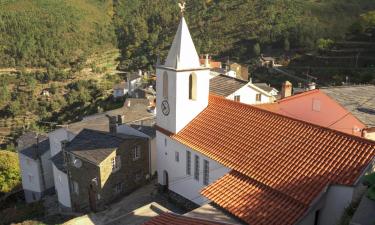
156,16,210,134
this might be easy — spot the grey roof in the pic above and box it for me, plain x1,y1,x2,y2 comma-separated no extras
253,83,277,93
50,151,66,173
321,85,375,127
18,132,50,160
64,98,154,134
209,74,248,97
66,129,145,165
211,68,226,74
130,125,156,138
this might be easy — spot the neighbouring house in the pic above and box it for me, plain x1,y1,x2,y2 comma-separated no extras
47,98,155,211
199,54,222,69
209,74,277,105
113,82,128,98
229,62,249,81
17,132,54,203
260,85,375,140
63,128,149,212
152,16,375,225
127,73,142,96
260,55,275,68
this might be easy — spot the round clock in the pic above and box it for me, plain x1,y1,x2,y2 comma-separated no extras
161,100,170,116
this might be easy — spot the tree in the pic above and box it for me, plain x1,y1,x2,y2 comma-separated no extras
316,38,334,52
253,43,261,56
0,150,21,193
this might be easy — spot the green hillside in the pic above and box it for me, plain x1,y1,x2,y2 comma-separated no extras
114,0,375,70
0,0,116,68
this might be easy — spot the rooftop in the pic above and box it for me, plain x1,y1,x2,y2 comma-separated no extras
252,83,277,94
50,151,66,173
209,74,248,97
64,98,153,134
321,85,375,127
66,129,145,165
142,212,234,225
159,95,375,225
18,132,50,160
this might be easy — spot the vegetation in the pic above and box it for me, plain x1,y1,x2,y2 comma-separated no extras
0,0,116,68
114,0,375,70
0,150,20,193
364,173,375,201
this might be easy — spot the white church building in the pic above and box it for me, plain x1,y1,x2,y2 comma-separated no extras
154,16,375,225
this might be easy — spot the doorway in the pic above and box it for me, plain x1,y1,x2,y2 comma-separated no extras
88,184,97,212
163,170,169,192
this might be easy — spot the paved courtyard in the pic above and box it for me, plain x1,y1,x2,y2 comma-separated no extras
64,180,186,225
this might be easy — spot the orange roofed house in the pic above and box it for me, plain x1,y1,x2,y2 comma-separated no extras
151,14,375,225
258,86,375,141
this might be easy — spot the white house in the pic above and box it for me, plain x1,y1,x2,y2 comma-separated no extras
17,132,54,203
113,82,128,98
153,16,375,225
209,74,277,105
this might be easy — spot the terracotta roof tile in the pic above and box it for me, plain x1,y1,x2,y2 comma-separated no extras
143,213,231,225
202,171,306,225
162,95,375,224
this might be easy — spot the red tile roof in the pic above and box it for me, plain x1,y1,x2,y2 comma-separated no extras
202,171,306,225
161,95,375,224
143,213,231,225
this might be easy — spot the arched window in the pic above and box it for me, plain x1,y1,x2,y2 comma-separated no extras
163,72,168,99
189,73,197,100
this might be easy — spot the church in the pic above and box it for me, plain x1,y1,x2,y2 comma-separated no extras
154,15,375,225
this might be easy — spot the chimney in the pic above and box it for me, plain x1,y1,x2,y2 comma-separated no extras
106,115,117,134
281,81,292,99
308,82,316,90
205,54,210,68
117,115,125,125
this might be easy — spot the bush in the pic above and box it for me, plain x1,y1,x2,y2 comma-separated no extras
316,38,334,52
0,150,21,193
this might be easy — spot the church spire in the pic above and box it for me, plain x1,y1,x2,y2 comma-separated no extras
163,13,200,70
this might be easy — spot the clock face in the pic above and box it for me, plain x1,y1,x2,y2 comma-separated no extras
161,100,170,116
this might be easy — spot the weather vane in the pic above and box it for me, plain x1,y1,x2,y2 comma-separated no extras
178,1,186,15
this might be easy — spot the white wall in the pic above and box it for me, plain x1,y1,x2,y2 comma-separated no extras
19,154,42,193
40,150,54,190
156,68,210,134
52,164,71,209
227,85,272,105
297,185,354,225
48,128,69,157
156,131,230,205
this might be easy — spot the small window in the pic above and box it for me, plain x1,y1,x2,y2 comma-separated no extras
186,151,191,175
58,175,62,184
28,174,33,183
189,73,197,100
194,155,200,181
133,146,141,161
312,99,321,112
72,181,79,195
175,151,180,162
114,182,124,194
111,156,121,172
164,138,167,147
163,72,168,99
256,94,262,102
203,160,209,185
234,95,241,102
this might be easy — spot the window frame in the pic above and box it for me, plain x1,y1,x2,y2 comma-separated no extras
186,151,191,175
194,155,200,181
111,155,121,173
234,95,241,102
133,145,141,161
256,93,262,102
175,151,180,162
203,160,209,185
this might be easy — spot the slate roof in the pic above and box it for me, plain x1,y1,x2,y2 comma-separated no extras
209,75,248,97
64,98,153,134
50,151,66,173
252,83,277,93
18,132,50,160
66,129,145,165
158,95,375,225
143,213,232,225
321,85,375,127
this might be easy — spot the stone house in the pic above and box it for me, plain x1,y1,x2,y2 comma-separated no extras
63,129,149,212
229,62,249,81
